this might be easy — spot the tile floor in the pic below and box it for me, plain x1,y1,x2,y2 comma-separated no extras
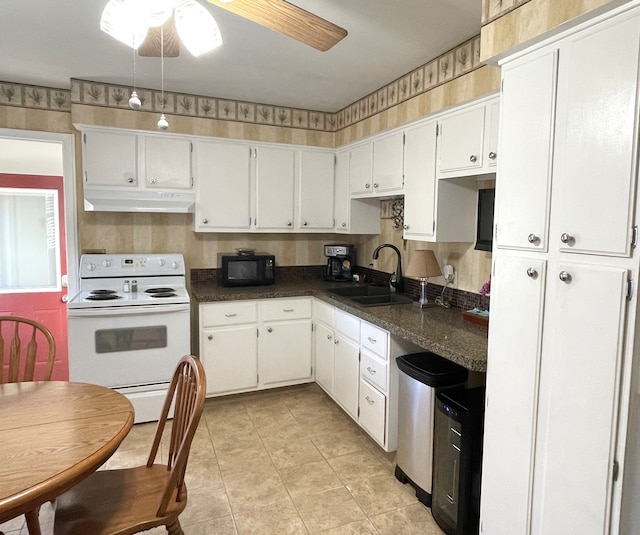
1,383,446,535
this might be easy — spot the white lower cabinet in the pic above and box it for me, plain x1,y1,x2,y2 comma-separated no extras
199,297,313,396
358,378,386,445
333,309,361,419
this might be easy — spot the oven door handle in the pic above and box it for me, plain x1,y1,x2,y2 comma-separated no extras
67,304,190,317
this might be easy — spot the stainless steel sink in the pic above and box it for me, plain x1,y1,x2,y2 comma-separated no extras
328,286,413,306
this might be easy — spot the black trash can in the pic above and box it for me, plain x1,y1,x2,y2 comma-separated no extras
395,352,468,506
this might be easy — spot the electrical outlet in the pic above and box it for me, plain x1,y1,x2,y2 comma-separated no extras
443,264,455,283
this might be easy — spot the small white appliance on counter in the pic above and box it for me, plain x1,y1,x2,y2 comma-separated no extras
67,253,190,423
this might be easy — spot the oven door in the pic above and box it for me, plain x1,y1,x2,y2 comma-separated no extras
67,304,190,389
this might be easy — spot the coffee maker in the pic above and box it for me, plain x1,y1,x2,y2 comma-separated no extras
324,244,356,282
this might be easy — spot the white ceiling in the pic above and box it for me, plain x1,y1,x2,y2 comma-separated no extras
1,0,482,112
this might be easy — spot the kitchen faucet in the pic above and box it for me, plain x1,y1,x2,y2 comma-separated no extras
372,243,403,293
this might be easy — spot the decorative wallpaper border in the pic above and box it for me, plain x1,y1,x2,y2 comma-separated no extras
0,33,482,133
482,0,533,25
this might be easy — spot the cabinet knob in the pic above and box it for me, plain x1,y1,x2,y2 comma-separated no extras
127,177,134,183
327,334,332,340
559,271,572,283
489,151,497,160
526,268,538,279
365,183,371,189
469,155,478,163
334,339,339,345
267,327,273,333
560,233,575,245
527,233,540,244
303,221,308,226
373,183,379,188
403,224,409,230
202,218,208,224
341,222,347,228
149,177,157,184
287,221,292,226
207,335,213,340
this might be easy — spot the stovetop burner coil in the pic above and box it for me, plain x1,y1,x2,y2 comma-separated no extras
90,289,118,295
149,292,178,298
86,294,121,301
145,287,175,294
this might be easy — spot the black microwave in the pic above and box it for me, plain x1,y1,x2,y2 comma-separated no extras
217,252,276,287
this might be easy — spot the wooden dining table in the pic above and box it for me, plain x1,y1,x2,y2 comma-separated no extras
0,381,134,534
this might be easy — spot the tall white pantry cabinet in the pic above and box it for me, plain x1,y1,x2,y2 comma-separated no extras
481,5,640,535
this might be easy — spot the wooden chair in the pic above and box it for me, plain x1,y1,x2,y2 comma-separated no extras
53,355,206,535
0,316,56,384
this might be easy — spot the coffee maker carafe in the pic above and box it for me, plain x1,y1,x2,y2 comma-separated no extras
324,244,356,282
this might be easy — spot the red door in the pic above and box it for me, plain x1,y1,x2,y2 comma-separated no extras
0,173,68,380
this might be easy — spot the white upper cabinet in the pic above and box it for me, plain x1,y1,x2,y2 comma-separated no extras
82,129,138,187
334,150,351,231
494,50,558,252
436,96,499,179
372,131,404,194
193,139,251,232
143,134,192,189
255,145,296,230
297,149,335,231
349,142,374,195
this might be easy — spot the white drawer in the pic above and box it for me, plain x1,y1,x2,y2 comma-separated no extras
361,321,388,359
261,297,312,321
314,299,334,327
360,350,387,393
201,301,257,327
359,379,386,445
335,308,360,342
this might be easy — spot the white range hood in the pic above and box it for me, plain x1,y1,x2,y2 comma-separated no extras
83,187,195,213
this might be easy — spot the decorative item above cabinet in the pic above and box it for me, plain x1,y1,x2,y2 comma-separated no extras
76,124,195,213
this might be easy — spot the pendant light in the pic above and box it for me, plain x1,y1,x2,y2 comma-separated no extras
128,35,142,110
157,24,169,130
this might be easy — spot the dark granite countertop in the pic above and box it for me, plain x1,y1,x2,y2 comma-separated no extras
191,279,488,372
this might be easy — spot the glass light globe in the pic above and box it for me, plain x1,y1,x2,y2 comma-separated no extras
157,113,169,130
128,91,142,110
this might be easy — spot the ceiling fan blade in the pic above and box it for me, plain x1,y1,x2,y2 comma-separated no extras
138,17,180,57
208,0,347,51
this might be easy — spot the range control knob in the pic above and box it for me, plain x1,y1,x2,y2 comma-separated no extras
157,258,166,267
171,261,180,269
102,259,111,267
86,263,96,271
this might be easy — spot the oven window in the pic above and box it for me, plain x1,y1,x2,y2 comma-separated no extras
228,261,257,280
95,326,167,353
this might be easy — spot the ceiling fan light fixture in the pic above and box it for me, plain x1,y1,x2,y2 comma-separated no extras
174,0,223,57
100,0,149,49
143,0,174,28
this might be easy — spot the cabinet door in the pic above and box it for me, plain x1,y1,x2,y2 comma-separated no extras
144,135,192,189
485,99,500,168
83,129,137,187
298,150,335,230
259,320,312,385
333,334,360,418
494,50,557,252
334,151,350,231
359,379,386,445
314,321,335,393
255,145,295,229
437,104,485,175
532,261,628,534
373,131,404,194
349,142,373,195
480,256,547,535
193,140,251,231
403,120,437,240
551,15,640,257
201,325,257,394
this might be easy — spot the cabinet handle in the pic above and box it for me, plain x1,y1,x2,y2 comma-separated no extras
127,177,134,183
367,336,377,344
341,222,347,228
149,177,157,184
469,155,478,163
365,183,371,189
365,396,375,405
286,221,292,226
366,367,376,375
202,218,209,224
373,183,379,188
403,224,409,230
334,339,339,345
283,308,294,312
303,221,308,226
488,151,497,160
559,271,572,283
527,233,540,244
267,327,273,333
560,232,575,245
224,313,237,318
207,335,213,340
327,334,332,340
526,268,538,279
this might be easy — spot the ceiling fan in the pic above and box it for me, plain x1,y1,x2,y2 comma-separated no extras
102,0,348,58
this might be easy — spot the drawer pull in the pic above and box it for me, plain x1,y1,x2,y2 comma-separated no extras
267,327,273,333
366,367,376,375
224,313,237,318
365,396,375,405
327,334,332,340
367,337,377,344
283,308,294,312
207,335,213,340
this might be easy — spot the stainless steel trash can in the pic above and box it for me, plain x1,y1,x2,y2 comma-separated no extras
394,352,468,507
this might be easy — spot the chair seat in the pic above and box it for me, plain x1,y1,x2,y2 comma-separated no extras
53,464,187,535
